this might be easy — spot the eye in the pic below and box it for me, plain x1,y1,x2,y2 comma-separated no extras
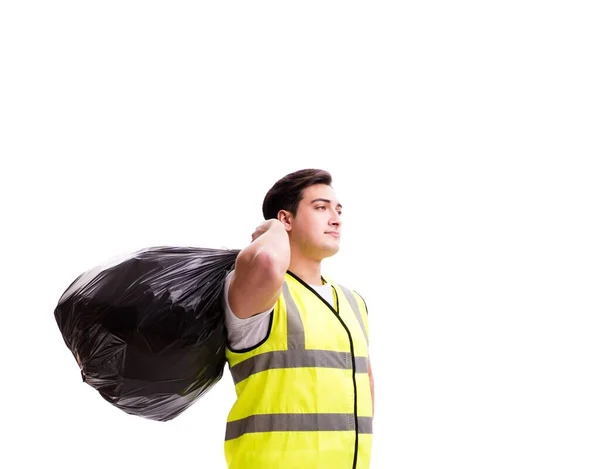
316,206,326,210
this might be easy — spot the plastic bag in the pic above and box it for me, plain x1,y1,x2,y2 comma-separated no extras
54,246,240,422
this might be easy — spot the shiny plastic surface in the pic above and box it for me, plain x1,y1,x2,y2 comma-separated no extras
54,246,240,422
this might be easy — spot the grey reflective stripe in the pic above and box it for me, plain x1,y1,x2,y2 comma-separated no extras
358,416,373,434
354,355,368,373
282,282,305,350
337,285,369,345
229,283,370,384
230,351,368,384
226,281,373,441
225,413,373,440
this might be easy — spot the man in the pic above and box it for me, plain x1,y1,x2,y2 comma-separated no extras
221,168,374,469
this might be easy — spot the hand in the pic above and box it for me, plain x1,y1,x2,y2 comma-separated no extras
251,219,284,242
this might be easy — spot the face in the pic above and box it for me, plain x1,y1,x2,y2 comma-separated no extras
282,184,343,261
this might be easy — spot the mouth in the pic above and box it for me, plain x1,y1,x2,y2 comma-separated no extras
325,232,340,239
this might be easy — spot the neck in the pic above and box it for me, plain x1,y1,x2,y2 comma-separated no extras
288,253,323,286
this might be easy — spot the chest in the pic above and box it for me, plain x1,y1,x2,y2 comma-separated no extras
282,283,368,356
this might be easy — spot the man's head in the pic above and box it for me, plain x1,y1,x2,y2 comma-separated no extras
262,169,343,261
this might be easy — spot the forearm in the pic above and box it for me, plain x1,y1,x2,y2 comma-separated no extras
242,221,290,274
228,220,290,319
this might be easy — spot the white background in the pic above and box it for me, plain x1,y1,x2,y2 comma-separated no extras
1,1,599,468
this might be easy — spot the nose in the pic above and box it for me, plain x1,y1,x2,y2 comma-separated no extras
330,212,341,227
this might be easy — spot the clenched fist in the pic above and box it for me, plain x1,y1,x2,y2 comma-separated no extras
251,219,286,242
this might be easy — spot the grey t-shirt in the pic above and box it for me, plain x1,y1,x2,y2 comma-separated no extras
222,270,334,350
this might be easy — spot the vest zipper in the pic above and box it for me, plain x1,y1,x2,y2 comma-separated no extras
285,272,360,469
330,293,359,469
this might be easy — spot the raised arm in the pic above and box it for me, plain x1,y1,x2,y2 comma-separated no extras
228,219,290,319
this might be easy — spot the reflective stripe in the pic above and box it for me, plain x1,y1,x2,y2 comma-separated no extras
338,285,369,345
225,413,373,440
230,284,369,384
230,351,368,384
282,283,305,350
226,281,372,443
357,416,373,434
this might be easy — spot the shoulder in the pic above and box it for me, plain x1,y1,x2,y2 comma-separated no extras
222,269,276,322
326,276,368,315
352,290,368,315
222,269,274,350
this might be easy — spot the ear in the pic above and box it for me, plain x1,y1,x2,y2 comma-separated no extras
277,210,293,231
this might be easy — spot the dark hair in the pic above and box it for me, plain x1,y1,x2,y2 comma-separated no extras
262,168,332,219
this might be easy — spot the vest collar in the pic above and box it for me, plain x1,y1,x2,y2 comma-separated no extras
285,270,340,315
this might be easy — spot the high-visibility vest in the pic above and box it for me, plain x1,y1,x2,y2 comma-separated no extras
224,270,373,469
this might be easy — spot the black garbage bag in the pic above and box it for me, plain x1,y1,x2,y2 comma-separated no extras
54,246,240,422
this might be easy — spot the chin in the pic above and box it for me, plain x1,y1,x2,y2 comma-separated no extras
322,244,340,257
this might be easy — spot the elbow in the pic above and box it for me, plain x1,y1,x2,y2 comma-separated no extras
252,249,287,282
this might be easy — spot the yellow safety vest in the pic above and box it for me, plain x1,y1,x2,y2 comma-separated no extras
224,270,373,469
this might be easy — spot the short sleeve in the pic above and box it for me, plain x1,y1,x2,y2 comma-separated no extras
222,270,273,350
